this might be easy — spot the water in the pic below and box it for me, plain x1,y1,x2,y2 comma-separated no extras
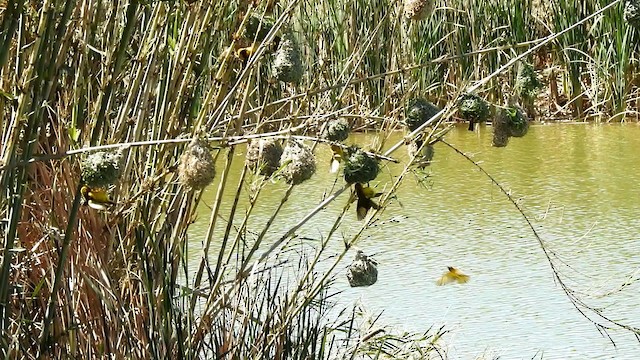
191,123,640,359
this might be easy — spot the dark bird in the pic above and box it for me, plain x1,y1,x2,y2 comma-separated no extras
354,183,382,220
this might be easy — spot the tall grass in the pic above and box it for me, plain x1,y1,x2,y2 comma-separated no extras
0,0,638,358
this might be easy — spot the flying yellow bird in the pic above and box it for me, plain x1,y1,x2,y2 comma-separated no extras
354,183,382,220
436,266,470,286
81,185,115,211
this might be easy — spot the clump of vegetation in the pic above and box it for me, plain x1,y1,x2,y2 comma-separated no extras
243,14,275,42
245,138,283,177
625,0,640,29
458,93,491,131
273,32,303,83
515,62,543,102
80,150,122,187
280,140,316,184
178,139,216,190
405,98,440,132
322,118,351,142
347,250,378,287
343,147,380,184
403,0,434,20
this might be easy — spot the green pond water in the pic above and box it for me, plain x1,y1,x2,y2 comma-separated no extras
190,123,640,359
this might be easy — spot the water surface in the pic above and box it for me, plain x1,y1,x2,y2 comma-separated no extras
192,124,640,359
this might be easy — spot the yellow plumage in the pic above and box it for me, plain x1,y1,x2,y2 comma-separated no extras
436,266,470,286
354,183,382,220
81,185,115,211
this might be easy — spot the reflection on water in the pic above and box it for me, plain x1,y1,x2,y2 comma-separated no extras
192,124,640,359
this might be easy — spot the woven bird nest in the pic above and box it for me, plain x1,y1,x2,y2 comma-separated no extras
492,106,528,147
458,93,491,125
245,138,283,177
404,0,434,20
625,0,640,29
80,150,122,187
273,32,303,84
405,98,440,132
322,118,351,142
515,62,542,101
280,140,316,185
243,15,275,42
178,139,216,190
492,110,511,148
343,147,379,184
346,250,378,287
504,106,529,138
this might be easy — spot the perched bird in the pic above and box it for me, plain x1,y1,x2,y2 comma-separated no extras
354,183,382,220
329,144,344,173
235,44,257,68
81,185,115,211
436,266,470,286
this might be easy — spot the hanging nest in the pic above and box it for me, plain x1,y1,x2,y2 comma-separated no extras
322,118,351,142
80,150,122,187
407,139,435,168
515,62,542,102
503,106,529,138
178,138,216,190
273,32,303,84
347,250,378,287
491,111,511,148
492,130,510,148
245,138,283,177
280,140,316,185
243,14,275,42
343,147,379,184
458,93,490,130
403,0,434,20
405,98,440,132
625,0,640,29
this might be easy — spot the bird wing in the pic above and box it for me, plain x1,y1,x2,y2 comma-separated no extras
330,158,340,173
455,274,470,284
436,272,456,286
436,268,470,286
88,189,113,204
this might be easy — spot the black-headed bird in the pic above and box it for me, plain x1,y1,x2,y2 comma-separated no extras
235,44,258,68
81,185,115,211
354,183,382,220
436,266,470,286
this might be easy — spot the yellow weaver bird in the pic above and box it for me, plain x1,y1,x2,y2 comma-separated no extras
436,266,470,286
354,183,382,221
235,44,257,68
330,144,344,173
81,185,115,211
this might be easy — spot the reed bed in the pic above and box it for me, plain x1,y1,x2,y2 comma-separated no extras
0,0,638,358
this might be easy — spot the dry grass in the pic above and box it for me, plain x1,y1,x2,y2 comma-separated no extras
1,0,639,358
